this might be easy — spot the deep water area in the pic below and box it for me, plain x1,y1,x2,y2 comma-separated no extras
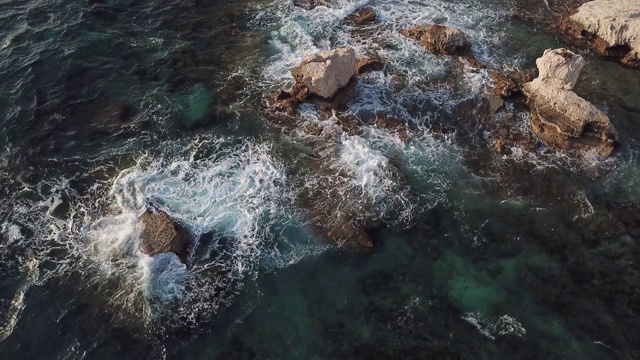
1,0,640,359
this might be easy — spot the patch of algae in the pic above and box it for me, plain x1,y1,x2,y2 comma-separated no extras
434,252,506,316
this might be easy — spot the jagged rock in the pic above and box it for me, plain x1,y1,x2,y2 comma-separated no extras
523,48,617,157
487,70,531,98
139,210,191,264
344,7,376,26
355,57,384,74
562,0,640,68
291,47,357,99
400,25,470,55
268,90,299,116
293,0,331,11
461,57,535,98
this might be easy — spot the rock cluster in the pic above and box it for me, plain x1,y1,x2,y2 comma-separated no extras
400,25,470,55
139,210,191,264
562,0,640,68
523,48,617,156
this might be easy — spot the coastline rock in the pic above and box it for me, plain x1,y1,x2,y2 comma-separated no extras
523,48,617,157
344,7,376,26
139,210,191,264
562,0,640,68
291,47,357,99
400,25,470,55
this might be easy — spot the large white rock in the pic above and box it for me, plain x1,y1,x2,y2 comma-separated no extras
291,48,356,99
570,0,640,65
535,48,586,91
523,49,617,157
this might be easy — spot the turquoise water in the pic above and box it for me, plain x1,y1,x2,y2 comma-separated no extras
1,0,640,359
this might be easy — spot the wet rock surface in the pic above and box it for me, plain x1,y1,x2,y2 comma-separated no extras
401,25,470,55
344,7,376,26
523,48,617,157
355,57,384,74
139,210,191,264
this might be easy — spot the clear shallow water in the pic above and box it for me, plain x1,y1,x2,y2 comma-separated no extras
1,0,640,359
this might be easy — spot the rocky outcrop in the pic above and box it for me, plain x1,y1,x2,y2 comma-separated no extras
355,57,384,74
344,7,376,26
139,210,191,264
268,48,358,117
292,47,357,99
400,25,470,55
523,48,617,157
562,0,640,68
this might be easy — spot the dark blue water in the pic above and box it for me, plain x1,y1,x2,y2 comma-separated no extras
1,0,640,359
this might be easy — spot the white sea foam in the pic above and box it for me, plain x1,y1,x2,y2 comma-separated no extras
462,312,526,340
0,136,324,327
0,255,39,343
78,137,308,323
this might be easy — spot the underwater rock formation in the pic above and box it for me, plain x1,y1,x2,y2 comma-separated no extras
523,48,617,157
139,210,191,264
562,0,640,68
400,25,470,55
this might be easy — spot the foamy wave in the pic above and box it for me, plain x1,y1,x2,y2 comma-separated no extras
0,136,326,329
78,137,307,324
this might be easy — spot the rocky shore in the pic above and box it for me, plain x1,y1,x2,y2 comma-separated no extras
562,0,640,68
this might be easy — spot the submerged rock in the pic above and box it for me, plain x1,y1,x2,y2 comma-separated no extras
139,210,191,264
523,48,617,157
400,25,470,55
562,0,640,68
291,47,357,99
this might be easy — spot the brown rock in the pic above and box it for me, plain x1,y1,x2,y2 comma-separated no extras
356,57,384,74
268,90,300,116
486,94,505,114
344,7,376,26
400,25,470,55
493,138,508,154
487,69,535,97
139,210,191,264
